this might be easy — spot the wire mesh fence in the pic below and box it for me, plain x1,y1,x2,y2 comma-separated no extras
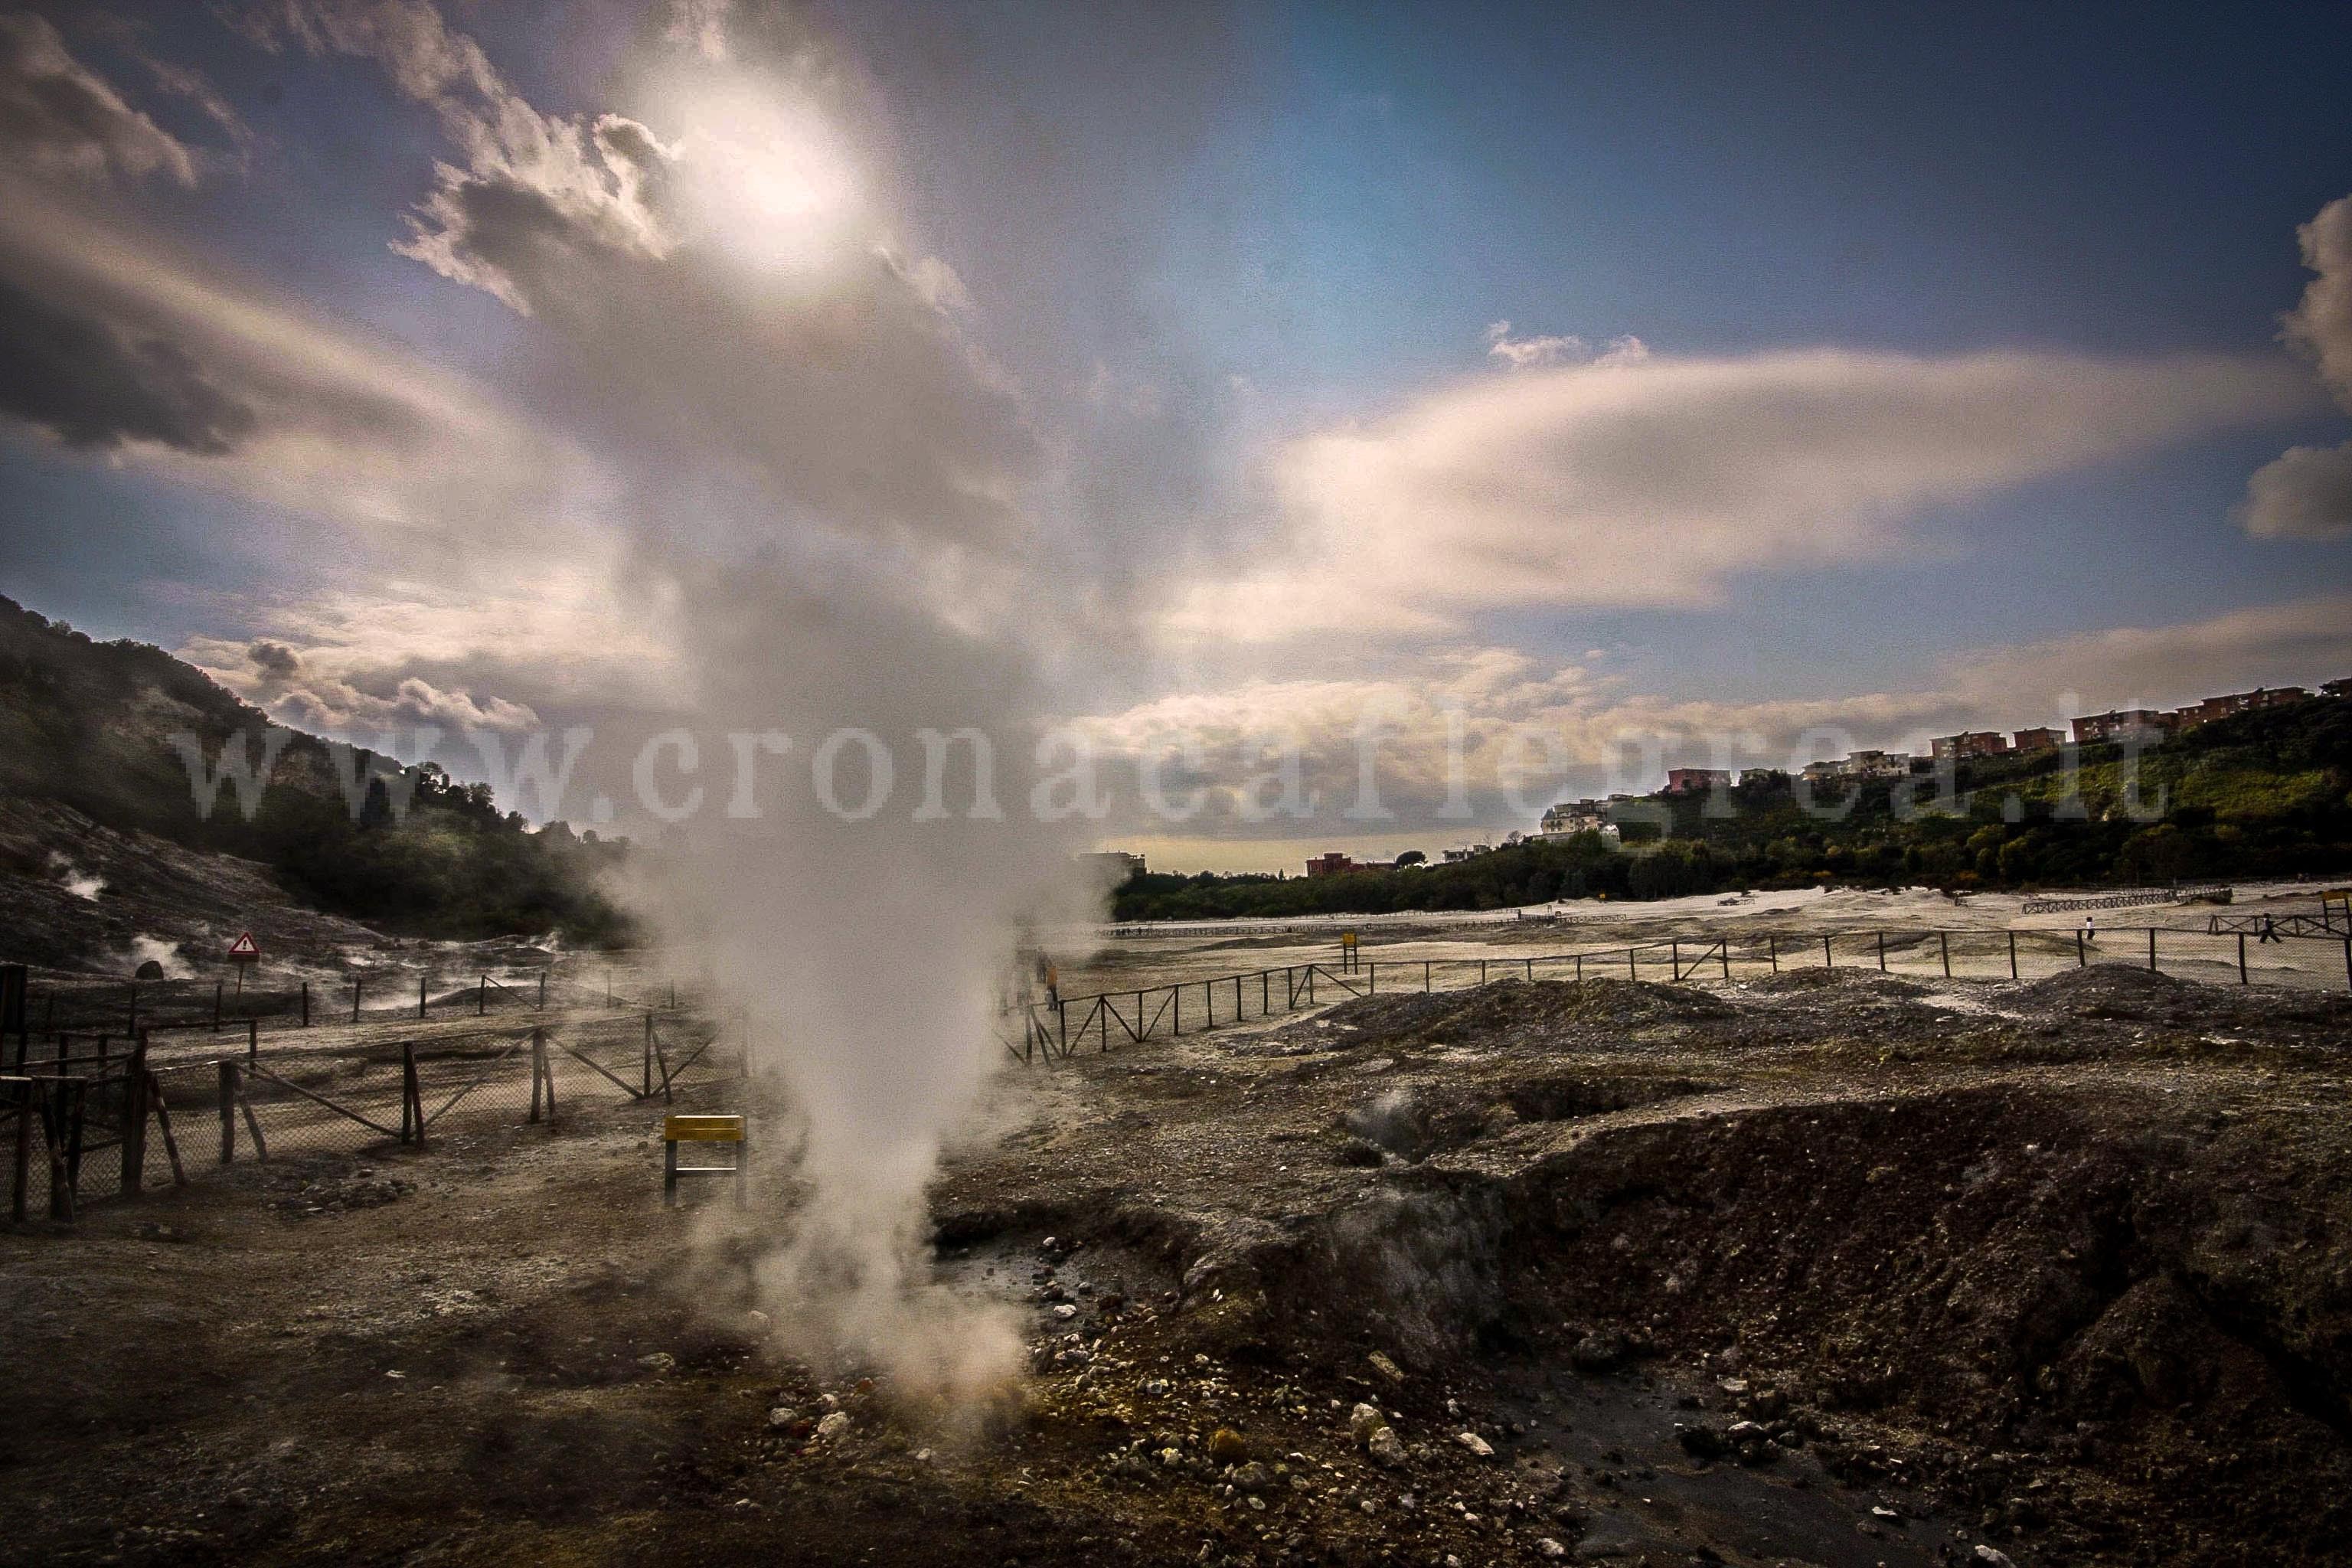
4,1011,739,1223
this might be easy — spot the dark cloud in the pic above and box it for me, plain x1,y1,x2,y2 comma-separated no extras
0,11,197,185
0,274,257,453
247,638,301,678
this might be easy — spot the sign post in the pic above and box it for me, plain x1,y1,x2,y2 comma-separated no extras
227,932,260,997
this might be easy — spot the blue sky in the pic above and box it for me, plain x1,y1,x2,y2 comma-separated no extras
2,1,2350,867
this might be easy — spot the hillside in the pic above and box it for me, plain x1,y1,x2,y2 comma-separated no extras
0,595,630,965
1114,696,2352,920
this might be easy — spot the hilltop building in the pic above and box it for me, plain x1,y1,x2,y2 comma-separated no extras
2173,687,2310,730
2011,727,2064,753
1539,799,1609,836
1662,768,1732,795
1078,849,1145,880
2072,708,2175,745
1801,750,1913,784
1930,730,2010,761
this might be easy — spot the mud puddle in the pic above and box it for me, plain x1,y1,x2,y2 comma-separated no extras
1494,1367,1952,1566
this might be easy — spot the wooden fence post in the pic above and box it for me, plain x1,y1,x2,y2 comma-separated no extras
1720,942,1731,981
247,1018,257,1064
1876,932,1886,972
2076,932,2087,968
2148,928,2157,972
218,1061,237,1164
49,1080,83,1222
538,971,547,1011
148,1070,185,1187
213,982,224,1033
302,981,310,1027
479,975,487,1016
1941,931,1952,978
2007,929,2018,980
418,976,428,1021
13,1081,32,1222
121,1032,150,1197
353,977,362,1023
401,1043,423,1145
2238,931,2248,985
1823,935,1833,969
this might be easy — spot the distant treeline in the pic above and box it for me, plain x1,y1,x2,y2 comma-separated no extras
1111,697,2352,922
0,596,632,942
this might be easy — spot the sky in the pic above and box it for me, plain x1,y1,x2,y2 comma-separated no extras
3,0,2351,872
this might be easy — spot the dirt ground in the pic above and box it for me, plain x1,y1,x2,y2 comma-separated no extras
6,939,2352,1566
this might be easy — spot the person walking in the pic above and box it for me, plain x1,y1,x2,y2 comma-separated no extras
2083,914,2098,946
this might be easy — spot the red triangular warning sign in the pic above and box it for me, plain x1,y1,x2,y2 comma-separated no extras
227,931,260,958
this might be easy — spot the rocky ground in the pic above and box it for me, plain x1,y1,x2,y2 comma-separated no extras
0,796,384,976
5,961,2350,1566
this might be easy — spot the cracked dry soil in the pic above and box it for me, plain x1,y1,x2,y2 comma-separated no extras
5,962,2351,1567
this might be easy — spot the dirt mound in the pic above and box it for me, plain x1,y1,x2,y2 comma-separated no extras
1492,1084,2352,1564
2011,961,2196,1011
1745,968,1930,998
1307,977,1734,1052
1338,1073,1714,1163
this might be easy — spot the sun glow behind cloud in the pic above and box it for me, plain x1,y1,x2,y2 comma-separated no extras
646,68,868,279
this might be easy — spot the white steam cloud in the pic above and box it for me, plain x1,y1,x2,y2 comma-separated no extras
245,0,1095,1403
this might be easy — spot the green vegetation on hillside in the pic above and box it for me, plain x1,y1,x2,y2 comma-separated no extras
0,596,631,942
1112,697,2352,920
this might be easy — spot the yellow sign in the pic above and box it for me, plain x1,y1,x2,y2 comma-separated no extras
1341,931,1358,948
665,1114,743,1142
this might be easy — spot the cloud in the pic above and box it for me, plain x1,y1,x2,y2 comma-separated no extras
1956,590,2352,709
1165,347,2316,642
2241,194,2352,542
0,174,594,536
0,271,258,452
246,638,301,678
0,11,198,185
1483,322,1648,371
2285,195,2352,400
253,0,1040,550
274,674,542,734
181,568,688,741
1080,590,2352,848
664,0,734,64
2241,440,2352,541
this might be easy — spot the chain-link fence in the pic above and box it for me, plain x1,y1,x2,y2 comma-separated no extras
5,1012,738,1222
